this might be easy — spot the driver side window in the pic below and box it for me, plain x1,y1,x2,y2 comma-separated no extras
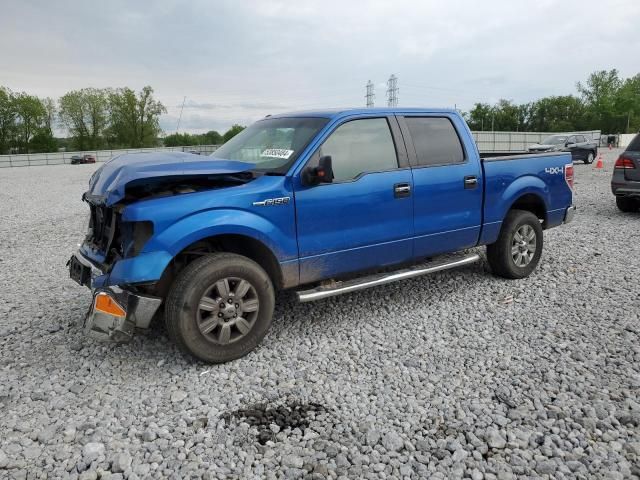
314,118,398,182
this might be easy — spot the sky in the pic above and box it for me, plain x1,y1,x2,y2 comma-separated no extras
2,0,639,135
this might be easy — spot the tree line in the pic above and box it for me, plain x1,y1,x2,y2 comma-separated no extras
162,125,246,147
0,85,169,154
465,70,640,134
0,83,248,155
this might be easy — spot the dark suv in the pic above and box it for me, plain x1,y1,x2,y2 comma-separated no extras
612,133,640,212
528,134,598,164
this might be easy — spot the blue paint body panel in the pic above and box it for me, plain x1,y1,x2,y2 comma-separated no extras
78,108,574,290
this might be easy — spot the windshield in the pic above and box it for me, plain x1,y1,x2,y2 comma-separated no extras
541,135,567,145
211,117,329,174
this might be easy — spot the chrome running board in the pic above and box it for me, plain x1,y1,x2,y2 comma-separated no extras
296,253,481,303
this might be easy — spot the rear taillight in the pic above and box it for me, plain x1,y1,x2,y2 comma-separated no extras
614,156,636,169
564,164,574,190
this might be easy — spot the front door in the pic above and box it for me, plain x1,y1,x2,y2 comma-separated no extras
293,116,414,284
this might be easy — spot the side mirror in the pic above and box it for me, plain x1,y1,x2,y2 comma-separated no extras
302,155,334,186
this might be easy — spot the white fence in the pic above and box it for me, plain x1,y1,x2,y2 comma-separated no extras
472,130,601,153
0,129,604,168
0,144,220,168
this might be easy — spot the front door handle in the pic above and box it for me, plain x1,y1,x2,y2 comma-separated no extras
394,183,411,198
464,176,478,189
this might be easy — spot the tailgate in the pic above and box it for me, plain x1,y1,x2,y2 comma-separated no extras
622,151,640,181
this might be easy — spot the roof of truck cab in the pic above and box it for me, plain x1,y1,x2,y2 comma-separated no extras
265,107,459,120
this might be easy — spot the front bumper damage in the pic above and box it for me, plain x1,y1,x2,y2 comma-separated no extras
69,251,162,342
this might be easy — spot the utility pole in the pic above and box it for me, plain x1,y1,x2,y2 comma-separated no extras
176,96,186,133
387,74,398,107
365,80,375,108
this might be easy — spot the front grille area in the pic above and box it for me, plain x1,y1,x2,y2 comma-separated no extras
86,204,119,255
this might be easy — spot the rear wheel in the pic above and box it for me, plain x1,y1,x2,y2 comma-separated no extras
584,151,594,164
165,252,275,363
616,196,639,213
487,209,543,279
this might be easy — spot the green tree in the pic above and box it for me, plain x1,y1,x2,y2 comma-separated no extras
577,69,625,132
0,87,17,154
202,130,222,145
163,132,198,147
14,93,47,153
616,74,640,133
59,88,110,150
222,124,245,143
108,86,166,148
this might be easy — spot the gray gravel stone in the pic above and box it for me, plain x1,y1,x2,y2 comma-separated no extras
382,431,404,452
110,452,132,473
82,442,105,462
486,429,506,449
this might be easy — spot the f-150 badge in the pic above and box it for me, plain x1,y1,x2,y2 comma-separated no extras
252,196,291,207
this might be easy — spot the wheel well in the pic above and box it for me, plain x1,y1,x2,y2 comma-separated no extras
509,194,547,227
152,234,284,298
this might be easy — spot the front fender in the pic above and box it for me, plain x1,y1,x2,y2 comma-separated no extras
145,208,297,262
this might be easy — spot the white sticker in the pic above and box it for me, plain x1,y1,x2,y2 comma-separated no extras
260,148,294,159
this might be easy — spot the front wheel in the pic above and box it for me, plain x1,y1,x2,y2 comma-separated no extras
165,252,275,363
584,151,594,164
487,209,543,279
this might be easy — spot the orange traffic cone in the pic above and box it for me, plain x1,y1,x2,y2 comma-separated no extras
595,154,604,169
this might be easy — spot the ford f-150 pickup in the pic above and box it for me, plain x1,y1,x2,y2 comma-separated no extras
68,108,576,363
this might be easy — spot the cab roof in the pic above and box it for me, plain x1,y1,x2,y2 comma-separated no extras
265,107,459,120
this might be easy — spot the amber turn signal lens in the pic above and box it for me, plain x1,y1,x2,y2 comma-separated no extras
94,292,126,317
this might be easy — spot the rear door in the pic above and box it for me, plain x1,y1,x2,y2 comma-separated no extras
293,116,414,284
397,114,483,260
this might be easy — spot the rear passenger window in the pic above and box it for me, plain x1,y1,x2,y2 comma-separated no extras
405,117,465,166
576,135,586,143
317,118,398,182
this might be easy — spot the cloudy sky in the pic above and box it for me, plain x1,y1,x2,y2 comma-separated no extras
2,0,639,134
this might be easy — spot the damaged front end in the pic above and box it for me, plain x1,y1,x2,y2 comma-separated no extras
69,152,257,342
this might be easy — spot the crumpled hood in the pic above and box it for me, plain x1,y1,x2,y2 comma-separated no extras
85,151,255,206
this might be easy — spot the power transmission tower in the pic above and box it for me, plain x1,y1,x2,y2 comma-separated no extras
365,80,375,108
387,74,398,107
176,96,186,133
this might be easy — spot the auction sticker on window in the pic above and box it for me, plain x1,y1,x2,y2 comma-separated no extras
260,149,294,159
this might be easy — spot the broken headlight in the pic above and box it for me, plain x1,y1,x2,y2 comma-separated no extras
120,221,154,258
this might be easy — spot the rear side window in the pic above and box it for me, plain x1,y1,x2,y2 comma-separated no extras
405,117,465,166
628,134,640,151
318,118,398,182
576,135,586,142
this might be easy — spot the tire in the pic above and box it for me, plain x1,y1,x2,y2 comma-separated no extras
487,209,543,279
165,252,275,363
584,151,594,164
616,196,639,213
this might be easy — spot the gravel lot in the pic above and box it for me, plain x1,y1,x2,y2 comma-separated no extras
1,149,639,480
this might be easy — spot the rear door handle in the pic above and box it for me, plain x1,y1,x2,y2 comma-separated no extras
464,176,478,189
394,183,411,198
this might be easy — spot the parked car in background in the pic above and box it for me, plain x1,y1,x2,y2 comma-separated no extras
69,108,575,363
70,154,97,165
528,134,598,164
611,133,640,212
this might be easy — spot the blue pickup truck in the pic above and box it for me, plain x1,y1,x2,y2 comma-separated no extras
69,108,575,362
